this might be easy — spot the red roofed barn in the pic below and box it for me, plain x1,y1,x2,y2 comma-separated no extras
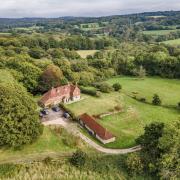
39,84,80,107
79,113,116,144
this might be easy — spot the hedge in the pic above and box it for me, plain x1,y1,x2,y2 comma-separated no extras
80,86,101,97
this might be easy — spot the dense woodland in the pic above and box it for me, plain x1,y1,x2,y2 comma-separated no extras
0,11,180,180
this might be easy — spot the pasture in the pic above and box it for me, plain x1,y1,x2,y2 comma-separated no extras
0,155,136,180
107,77,180,106
76,50,98,58
142,29,178,35
162,38,180,45
0,32,11,36
80,23,102,31
67,77,180,148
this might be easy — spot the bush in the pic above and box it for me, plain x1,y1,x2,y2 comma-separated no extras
112,83,122,91
80,86,101,97
114,105,123,111
152,94,162,105
93,82,113,93
43,157,52,164
126,153,144,175
140,97,146,102
69,150,87,167
178,102,180,108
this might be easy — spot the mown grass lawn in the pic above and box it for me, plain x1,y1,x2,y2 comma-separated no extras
67,76,180,148
67,93,122,116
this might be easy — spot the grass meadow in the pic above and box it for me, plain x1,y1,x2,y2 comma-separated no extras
0,154,151,180
76,50,98,58
0,126,88,164
67,77,180,148
162,38,180,45
142,29,179,35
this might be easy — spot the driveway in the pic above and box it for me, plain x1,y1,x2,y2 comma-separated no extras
42,109,141,154
41,109,69,126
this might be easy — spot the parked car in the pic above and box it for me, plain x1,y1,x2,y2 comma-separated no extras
41,109,49,115
63,112,70,118
52,106,60,112
39,112,44,118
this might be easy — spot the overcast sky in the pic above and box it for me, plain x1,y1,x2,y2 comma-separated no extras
0,0,180,18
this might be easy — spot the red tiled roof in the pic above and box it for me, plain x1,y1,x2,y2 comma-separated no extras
39,84,80,105
79,113,115,140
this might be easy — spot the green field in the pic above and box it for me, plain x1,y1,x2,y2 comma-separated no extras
0,126,87,163
79,22,109,31
143,29,178,35
80,23,103,31
0,32,11,36
76,50,98,58
162,38,180,45
107,77,180,106
147,16,166,18
67,77,180,148
67,93,122,116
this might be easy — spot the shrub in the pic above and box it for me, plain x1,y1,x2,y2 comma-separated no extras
69,150,87,167
178,102,180,108
114,105,123,111
62,133,79,147
140,97,146,102
80,86,101,97
112,83,122,91
43,157,52,164
93,82,113,93
126,153,144,175
152,94,162,105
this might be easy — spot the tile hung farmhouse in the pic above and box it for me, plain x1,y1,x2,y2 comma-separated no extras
39,84,80,107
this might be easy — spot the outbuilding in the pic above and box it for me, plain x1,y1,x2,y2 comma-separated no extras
79,113,116,144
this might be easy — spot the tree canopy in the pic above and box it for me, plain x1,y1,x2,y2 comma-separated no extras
0,83,43,148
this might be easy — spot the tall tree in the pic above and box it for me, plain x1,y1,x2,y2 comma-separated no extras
0,83,43,148
39,64,64,92
136,122,164,174
158,121,180,179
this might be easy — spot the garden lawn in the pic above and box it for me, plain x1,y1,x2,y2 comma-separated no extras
67,93,123,116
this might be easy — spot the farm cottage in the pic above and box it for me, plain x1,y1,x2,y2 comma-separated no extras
39,84,80,107
79,113,116,144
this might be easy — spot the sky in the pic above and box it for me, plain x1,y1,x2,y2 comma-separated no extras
0,0,179,18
